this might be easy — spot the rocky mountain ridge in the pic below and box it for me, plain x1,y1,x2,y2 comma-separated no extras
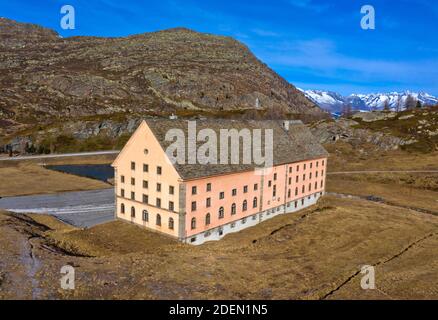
0,18,326,141
302,89,438,113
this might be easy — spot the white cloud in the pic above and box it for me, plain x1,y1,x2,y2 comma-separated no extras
251,28,280,37
259,38,438,83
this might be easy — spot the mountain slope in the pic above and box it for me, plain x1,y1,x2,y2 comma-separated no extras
302,89,438,112
0,18,324,137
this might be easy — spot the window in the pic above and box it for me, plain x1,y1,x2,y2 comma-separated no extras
131,192,135,200
169,185,174,195
156,198,161,208
243,185,248,193
288,189,291,198
192,186,197,195
156,183,161,192
242,200,247,211
232,188,237,196
268,180,272,187
309,183,312,192
156,214,161,226
231,203,236,215
296,165,299,171
289,167,292,173
295,201,298,208
296,176,299,183
169,218,174,230
143,180,148,189
206,197,211,208
121,189,125,197
322,170,324,176
253,197,258,208
254,183,258,191
191,218,196,230
315,181,318,190
120,203,125,214
295,187,298,196
304,164,306,170
310,172,312,179
206,183,211,192
322,160,325,166
273,185,276,197
131,161,135,170
316,161,319,168
288,177,292,185
310,162,313,169
218,207,224,219
316,171,319,178
131,206,135,218
219,192,225,199
205,213,211,226
142,210,148,222
143,164,149,172
169,201,174,211
157,166,162,175
321,180,324,188
191,201,197,211
131,177,135,185
302,185,305,193
301,199,304,205
142,194,148,204
303,174,306,181
121,175,125,183
274,173,277,181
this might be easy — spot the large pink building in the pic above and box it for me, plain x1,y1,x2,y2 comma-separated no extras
112,119,328,245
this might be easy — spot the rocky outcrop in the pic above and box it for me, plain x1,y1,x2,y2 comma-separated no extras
310,119,416,151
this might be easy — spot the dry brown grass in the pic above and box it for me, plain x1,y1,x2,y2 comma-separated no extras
46,220,181,257
3,196,435,300
327,175,438,214
326,141,438,172
0,161,109,197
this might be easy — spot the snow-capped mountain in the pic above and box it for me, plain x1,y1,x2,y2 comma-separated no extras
300,89,438,113
300,90,345,112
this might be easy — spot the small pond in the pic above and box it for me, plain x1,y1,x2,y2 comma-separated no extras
46,164,114,183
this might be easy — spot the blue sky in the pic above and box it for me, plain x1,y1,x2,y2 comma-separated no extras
2,0,438,95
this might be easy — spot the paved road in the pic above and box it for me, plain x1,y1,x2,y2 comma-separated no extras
0,188,115,228
328,170,438,175
0,150,119,161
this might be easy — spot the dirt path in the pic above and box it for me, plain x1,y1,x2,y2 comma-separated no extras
0,150,119,162
327,192,438,216
328,170,438,174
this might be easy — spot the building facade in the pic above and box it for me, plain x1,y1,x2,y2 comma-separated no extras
112,119,328,245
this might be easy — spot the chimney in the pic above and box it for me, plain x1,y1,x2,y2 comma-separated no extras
283,120,290,131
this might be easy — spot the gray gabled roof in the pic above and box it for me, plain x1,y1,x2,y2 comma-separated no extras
145,119,328,180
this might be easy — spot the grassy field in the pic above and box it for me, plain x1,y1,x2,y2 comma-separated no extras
327,174,438,214
0,157,113,197
1,195,437,300
325,141,438,172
